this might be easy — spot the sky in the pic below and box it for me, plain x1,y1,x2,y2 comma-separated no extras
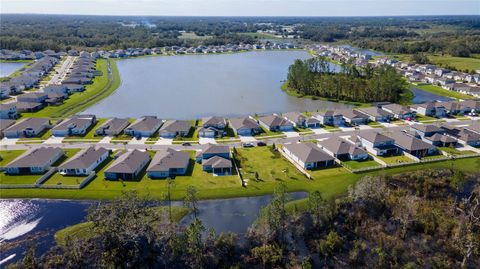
1,0,479,16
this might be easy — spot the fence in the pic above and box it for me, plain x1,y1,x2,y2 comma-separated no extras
231,149,246,187
278,147,312,180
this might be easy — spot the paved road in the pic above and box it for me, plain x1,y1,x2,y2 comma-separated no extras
46,56,76,86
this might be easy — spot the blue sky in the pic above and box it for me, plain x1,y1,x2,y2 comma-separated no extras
1,0,478,16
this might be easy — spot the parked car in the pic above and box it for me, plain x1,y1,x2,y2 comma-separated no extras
182,142,191,146
242,143,254,148
257,141,267,147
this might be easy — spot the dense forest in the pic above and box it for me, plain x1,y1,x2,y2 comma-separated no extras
7,167,479,268
286,57,407,103
1,14,479,55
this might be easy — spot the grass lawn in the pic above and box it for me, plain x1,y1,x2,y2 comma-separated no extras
412,83,475,100
342,159,383,170
55,206,189,245
428,55,480,72
43,173,86,186
439,147,476,156
1,147,479,201
239,32,281,39
415,114,442,122
179,32,211,40
376,154,416,165
21,59,121,118
0,173,42,185
367,122,384,128
0,150,26,167
173,126,199,142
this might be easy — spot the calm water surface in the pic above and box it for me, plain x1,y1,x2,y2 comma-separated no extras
84,51,351,119
0,192,307,266
411,87,454,103
0,62,25,77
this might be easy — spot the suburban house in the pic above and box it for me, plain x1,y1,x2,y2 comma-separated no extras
387,132,437,158
356,107,393,122
5,147,64,174
318,137,369,161
51,115,96,137
14,101,44,112
381,104,416,120
283,112,306,128
58,147,110,176
158,120,192,138
410,102,446,117
338,109,369,126
3,117,50,138
104,149,151,180
441,125,480,147
410,124,443,138
0,103,17,119
147,149,190,178
95,118,130,136
0,119,16,138
282,142,335,169
258,115,294,132
442,101,471,115
199,116,227,138
460,100,480,114
229,117,262,136
124,116,163,137
355,131,399,156
16,92,48,103
423,133,457,147
196,144,232,175
45,92,67,106
314,111,344,126
305,117,321,128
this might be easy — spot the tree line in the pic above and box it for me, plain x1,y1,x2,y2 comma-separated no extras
286,57,407,103
8,166,480,268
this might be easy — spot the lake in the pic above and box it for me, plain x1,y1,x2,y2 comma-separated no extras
0,62,26,77
0,192,307,266
84,51,352,119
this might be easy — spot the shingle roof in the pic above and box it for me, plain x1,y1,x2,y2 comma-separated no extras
127,116,162,132
357,107,393,117
284,142,334,163
105,149,150,174
202,116,226,127
358,131,393,144
319,137,367,156
96,118,129,134
202,155,232,168
387,132,434,151
258,115,292,128
159,120,192,133
229,117,260,130
59,147,108,170
147,149,190,172
203,144,230,155
283,112,305,123
411,124,442,134
4,118,49,133
6,147,63,168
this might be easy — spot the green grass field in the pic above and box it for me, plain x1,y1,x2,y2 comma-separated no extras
342,159,382,170
439,147,475,156
391,54,480,72
21,59,121,118
412,83,475,100
0,150,26,167
376,154,415,164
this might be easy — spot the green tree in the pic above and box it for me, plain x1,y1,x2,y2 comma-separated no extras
251,244,283,269
184,186,199,218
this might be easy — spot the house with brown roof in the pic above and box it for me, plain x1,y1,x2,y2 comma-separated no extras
318,137,369,161
283,142,335,169
258,115,294,132
5,147,64,174
58,147,110,175
229,117,262,136
3,117,50,138
95,118,130,136
104,149,150,180
147,149,190,178
124,116,163,137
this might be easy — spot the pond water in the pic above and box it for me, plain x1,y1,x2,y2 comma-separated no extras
411,87,454,104
83,51,352,119
0,192,307,266
0,62,25,77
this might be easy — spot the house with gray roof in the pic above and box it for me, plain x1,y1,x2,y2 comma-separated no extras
104,149,150,180
3,117,50,138
283,112,306,128
258,115,294,132
410,102,446,117
423,133,457,147
410,124,442,138
14,101,44,112
95,118,130,136
52,115,96,137
0,103,17,119
440,125,480,147
339,109,369,125
381,103,416,120
147,149,190,178
229,117,262,136
305,117,321,128
355,131,398,156
159,120,192,138
5,147,64,174
387,132,437,158
0,119,16,138
202,116,226,130
356,107,393,122
58,147,109,175
318,137,369,161
16,92,48,103
283,142,335,169
124,116,163,137
314,110,344,126
196,144,232,175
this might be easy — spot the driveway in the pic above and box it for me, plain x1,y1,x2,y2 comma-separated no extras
128,137,148,145
0,138,19,146
98,136,113,144
44,136,64,144
199,137,217,145
312,128,329,134
155,138,173,145
283,131,300,138
239,135,257,142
